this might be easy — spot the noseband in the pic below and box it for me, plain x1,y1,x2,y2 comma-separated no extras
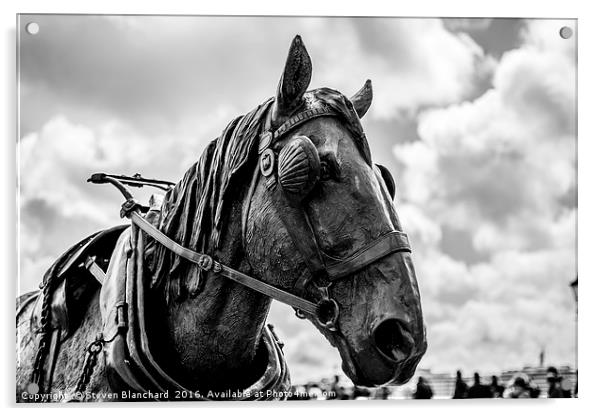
91,104,411,333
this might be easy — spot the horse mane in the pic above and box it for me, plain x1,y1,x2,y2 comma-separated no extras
148,88,370,302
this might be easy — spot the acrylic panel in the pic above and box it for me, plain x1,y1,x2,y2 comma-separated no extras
16,15,577,402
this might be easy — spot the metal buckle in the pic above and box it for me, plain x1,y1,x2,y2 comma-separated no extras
119,198,142,218
314,284,339,331
198,254,213,271
316,298,339,332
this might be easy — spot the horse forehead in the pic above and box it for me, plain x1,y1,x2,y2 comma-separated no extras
301,117,356,154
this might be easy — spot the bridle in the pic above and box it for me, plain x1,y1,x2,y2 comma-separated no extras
91,102,411,333
241,103,412,331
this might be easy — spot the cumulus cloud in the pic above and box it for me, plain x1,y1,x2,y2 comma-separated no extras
394,19,576,372
20,15,492,136
443,18,494,33
307,18,492,119
18,109,231,291
399,19,576,251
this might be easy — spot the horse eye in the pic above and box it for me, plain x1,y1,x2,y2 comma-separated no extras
320,153,341,182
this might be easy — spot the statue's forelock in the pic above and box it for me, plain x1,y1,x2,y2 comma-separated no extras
305,88,372,165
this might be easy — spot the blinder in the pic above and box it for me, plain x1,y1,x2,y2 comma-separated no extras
277,135,321,203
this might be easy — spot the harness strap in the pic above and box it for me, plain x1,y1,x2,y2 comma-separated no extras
272,192,328,280
324,231,411,280
273,107,337,141
83,256,106,284
127,210,318,316
259,106,337,153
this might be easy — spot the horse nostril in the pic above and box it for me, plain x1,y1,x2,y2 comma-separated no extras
372,319,414,363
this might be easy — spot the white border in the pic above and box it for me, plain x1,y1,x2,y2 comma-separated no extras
2,1,600,415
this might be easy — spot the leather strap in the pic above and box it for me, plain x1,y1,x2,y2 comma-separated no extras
84,256,106,284
268,192,332,300
273,107,337,141
128,211,318,316
43,328,61,395
324,231,411,280
259,106,337,153
272,193,328,277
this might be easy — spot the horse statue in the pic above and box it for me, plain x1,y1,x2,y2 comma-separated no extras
16,35,427,402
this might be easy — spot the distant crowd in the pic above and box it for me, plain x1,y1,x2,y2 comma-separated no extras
288,375,391,400
289,366,577,400
421,366,576,399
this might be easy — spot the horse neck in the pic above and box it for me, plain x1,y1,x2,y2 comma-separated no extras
151,193,273,391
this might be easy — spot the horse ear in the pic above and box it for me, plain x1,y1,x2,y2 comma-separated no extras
350,79,373,119
376,164,396,199
272,35,312,126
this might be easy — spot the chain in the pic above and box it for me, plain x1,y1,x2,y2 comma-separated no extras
30,278,54,392
70,337,104,400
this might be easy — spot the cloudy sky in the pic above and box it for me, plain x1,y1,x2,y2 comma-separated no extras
18,15,576,382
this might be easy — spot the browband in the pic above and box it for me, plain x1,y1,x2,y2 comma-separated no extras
323,231,411,280
259,106,337,153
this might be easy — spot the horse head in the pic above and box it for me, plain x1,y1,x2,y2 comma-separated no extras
244,36,427,387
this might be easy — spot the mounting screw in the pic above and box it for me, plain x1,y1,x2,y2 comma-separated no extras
559,26,573,39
